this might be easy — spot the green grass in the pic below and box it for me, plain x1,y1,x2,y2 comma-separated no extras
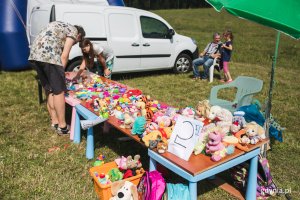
1,8,300,199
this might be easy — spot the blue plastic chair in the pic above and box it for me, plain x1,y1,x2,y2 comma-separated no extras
209,76,263,112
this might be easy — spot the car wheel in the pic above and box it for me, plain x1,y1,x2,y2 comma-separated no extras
66,60,82,72
173,53,192,73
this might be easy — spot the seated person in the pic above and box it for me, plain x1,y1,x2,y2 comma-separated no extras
192,33,222,80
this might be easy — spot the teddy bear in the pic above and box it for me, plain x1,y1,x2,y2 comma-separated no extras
205,131,227,161
244,121,266,144
126,155,142,169
208,105,233,134
110,180,138,200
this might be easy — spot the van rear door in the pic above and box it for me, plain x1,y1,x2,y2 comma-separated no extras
105,8,141,72
139,14,174,69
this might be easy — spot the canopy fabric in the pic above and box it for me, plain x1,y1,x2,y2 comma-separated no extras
206,0,300,39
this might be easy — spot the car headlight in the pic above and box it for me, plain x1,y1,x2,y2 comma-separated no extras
191,38,197,45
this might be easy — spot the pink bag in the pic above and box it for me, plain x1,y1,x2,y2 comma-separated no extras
137,170,166,200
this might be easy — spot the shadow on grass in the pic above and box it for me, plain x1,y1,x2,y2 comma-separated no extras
112,69,173,81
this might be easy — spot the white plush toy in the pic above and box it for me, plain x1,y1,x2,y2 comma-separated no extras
208,105,233,134
110,180,138,200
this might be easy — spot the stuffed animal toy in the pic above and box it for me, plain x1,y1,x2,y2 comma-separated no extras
181,107,196,119
158,126,173,141
126,155,142,169
194,123,217,155
244,121,266,144
136,101,146,117
208,105,233,134
120,109,134,129
131,116,146,137
155,115,172,127
195,100,211,121
110,180,138,200
144,122,159,135
142,130,163,147
232,111,247,127
108,168,123,182
115,156,128,170
152,111,165,123
157,141,168,154
165,107,180,122
205,131,227,161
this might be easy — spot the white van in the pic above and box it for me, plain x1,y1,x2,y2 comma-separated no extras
28,3,198,73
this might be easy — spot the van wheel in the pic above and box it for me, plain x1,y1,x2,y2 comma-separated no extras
66,60,82,72
173,53,192,73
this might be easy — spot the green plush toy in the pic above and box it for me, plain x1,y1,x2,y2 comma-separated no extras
108,168,123,182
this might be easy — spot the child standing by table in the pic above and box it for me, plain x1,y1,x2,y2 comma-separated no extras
73,38,114,80
221,30,234,83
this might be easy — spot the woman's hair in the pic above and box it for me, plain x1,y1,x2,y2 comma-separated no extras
74,25,86,42
79,38,94,69
224,30,234,41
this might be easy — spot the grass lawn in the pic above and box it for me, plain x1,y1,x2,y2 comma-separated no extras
1,8,299,200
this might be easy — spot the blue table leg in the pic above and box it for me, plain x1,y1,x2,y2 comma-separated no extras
246,155,258,200
189,181,197,200
149,157,157,171
74,110,81,144
86,127,94,159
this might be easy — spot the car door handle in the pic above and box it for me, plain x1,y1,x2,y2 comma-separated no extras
143,43,150,47
131,43,140,47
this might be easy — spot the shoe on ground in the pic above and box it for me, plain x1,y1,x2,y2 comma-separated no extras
57,125,70,136
226,79,233,83
192,77,201,80
51,124,58,130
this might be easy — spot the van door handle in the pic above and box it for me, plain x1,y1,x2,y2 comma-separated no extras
143,43,150,47
131,43,140,47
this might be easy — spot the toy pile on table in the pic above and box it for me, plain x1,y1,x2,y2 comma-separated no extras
66,73,267,162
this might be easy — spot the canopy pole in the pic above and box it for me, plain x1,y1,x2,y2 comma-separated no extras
264,31,281,157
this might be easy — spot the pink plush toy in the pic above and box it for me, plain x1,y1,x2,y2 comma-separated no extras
155,115,172,127
181,107,196,118
206,131,227,161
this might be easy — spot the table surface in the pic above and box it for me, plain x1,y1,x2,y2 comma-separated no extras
66,72,268,177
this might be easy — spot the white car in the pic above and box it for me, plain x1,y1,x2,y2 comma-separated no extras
28,3,198,73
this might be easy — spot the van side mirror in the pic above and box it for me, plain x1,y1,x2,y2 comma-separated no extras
167,29,175,39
